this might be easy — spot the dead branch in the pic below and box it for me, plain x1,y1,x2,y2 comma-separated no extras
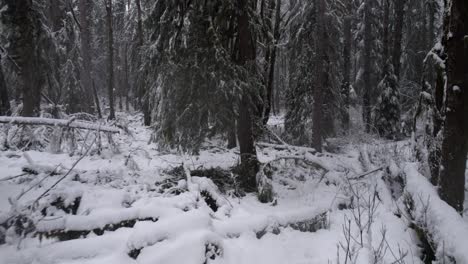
347,167,385,180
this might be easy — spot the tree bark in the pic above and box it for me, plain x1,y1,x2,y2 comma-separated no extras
236,0,259,191
105,0,116,120
438,0,468,213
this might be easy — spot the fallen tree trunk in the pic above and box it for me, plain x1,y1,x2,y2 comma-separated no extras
0,116,119,133
402,163,467,263
256,142,317,154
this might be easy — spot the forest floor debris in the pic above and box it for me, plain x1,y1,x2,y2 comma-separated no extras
0,114,466,264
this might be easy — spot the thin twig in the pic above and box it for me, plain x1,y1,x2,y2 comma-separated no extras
16,164,62,201
0,172,28,182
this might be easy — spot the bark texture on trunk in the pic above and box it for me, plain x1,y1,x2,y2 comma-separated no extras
438,0,468,213
236,0,259,191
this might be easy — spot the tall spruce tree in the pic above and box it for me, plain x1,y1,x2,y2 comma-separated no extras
374,64,401,139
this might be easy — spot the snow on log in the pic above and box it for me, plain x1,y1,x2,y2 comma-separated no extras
214,206,329,237
0,116,119,133
402,163,468,263
256,142,317,154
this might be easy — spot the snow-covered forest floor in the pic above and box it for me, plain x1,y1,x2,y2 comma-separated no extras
0,114,467,264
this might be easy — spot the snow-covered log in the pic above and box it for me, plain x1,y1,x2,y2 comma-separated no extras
402,163,468,263
256,142,317,154
0,116,119,133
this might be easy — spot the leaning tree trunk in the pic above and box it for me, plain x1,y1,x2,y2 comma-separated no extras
105,0,116,120
236,0,260,191
362,0,372,133
392,0,406,80
0,61,11,116
438,0,468,213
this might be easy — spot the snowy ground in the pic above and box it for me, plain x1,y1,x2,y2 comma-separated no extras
0,114,467,264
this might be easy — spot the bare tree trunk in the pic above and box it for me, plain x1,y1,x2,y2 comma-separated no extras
105,0,116,120
341,0,352,131
227,124,237,149
392,0,406,80
78,0,95,113
362,0,372,133
382,0,390,67
312,0,326,152
135,0,144,47
7,0,44,117
135,0,151,125
124,43,130,112
263,0,281,125
0,62,11,116
92,80,102,118
438,0,468,213
236,0,259,191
